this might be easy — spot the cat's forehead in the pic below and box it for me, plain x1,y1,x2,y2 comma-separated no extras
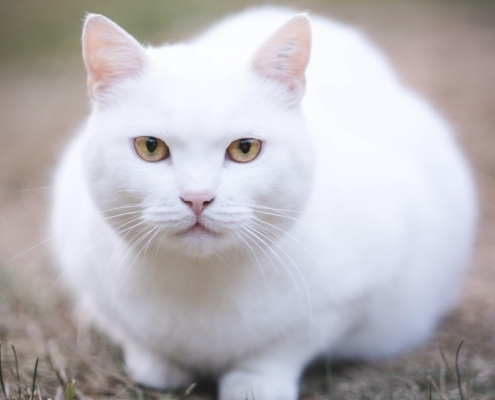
147,45,250,103
125,45,275,141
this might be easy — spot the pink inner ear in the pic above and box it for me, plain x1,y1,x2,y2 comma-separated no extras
83,15,146,96
252,15,311,88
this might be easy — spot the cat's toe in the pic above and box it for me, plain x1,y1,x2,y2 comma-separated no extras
124,344,193,390
219,370,298,400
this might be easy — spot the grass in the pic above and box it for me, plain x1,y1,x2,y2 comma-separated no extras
0,336,491,399
0,342,39,400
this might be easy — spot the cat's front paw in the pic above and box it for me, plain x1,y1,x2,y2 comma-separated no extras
219,370,298,400
124,343,193,390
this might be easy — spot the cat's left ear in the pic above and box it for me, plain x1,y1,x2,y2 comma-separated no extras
82,14,148,99
251,14,311,102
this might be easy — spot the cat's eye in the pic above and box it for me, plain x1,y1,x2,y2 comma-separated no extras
226,138,262,163
134,136,170,162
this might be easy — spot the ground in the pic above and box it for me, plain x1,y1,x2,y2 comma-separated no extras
0,1,494,399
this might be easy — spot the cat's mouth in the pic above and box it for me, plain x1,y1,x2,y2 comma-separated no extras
181,221,218,236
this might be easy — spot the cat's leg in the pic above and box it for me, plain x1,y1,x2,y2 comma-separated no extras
124,342,194,390
219,337,320,400
219,310,353,400
220,367,299,400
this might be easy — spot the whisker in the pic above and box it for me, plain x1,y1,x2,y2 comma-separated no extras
251,209,304,224
105,218,151,270
231,231,247,262
142,227,160,267
243,223,313,328
110,224,151,277
250,204,305,215
114,227,157,301
212,248,231,268
52,215,145,285
149,231,166,272
242,225,299,291
250,217,333,300
17,185,53,193
98,204,142,214
113,228,159,301
2,205,142,266
251,216,323,273
234,231,269,291
3,237,55,265
98,210,142,223
239,225,283,283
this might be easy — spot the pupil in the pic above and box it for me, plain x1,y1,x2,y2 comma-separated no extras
239,139,251,154
146,137,158,153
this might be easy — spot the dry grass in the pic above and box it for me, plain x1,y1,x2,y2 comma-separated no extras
1,0,495,399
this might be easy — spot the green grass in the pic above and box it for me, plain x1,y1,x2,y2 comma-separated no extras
0,343,39,400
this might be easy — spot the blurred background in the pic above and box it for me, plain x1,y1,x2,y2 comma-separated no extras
0,0,494,399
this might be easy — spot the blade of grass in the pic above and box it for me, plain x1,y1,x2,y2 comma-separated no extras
455,339,465,400
184,382,196,397
65,378,76,400
177,382,197,400
134,387,144,400
10,343,21,398
31,357,39,399
0,342,7,397
439,342,457,382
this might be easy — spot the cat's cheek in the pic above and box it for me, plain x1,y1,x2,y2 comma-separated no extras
80,139,136,215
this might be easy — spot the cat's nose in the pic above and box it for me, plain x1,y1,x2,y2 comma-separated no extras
180,192,215,215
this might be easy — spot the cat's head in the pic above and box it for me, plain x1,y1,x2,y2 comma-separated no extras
81,12,315,256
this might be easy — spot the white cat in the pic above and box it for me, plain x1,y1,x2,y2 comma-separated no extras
51,7,476,400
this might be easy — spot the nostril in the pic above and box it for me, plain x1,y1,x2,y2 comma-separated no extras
181,192,215,215
181,198,193,207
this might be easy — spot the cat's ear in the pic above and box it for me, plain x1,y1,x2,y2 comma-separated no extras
82,14,147,99
251,14,311,100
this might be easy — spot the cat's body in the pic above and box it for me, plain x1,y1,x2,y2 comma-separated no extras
51,7,476,400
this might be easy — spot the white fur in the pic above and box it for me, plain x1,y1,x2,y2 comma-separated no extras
51,7,476,400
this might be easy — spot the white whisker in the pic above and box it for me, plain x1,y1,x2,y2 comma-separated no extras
234,230,269,291
251,209,303,224
251,216,323,273
110,225,151,277
243,223,313,328
114,226,158,301
250,204,304,214
106,218,150,270
52,215,146,286
142,228,161,267
149,231,166,272
3,204,142,267
3,236,55,265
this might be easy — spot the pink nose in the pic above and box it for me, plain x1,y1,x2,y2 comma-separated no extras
180,192,215,215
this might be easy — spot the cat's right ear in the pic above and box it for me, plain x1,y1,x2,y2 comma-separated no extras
82,14,147,100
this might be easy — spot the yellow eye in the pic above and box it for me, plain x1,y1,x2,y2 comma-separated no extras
134,136,169,162
226,138,262,163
